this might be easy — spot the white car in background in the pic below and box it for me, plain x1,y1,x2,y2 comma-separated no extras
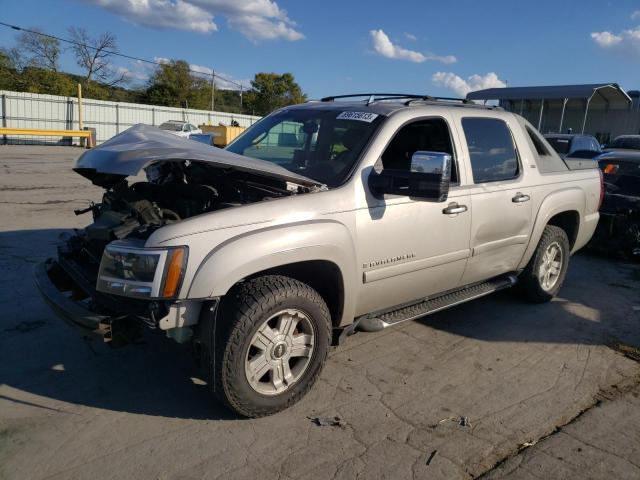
158,120,202,138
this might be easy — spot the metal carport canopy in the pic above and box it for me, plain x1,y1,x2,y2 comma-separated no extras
466,83,632,105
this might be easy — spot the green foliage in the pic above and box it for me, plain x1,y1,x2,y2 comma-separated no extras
243,72,306,116
142,59,245,114
0,40,304,117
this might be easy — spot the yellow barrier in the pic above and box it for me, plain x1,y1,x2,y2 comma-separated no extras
0,127,93,147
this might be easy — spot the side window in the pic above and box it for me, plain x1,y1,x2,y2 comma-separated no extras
461,117,519,183
381,118,458,183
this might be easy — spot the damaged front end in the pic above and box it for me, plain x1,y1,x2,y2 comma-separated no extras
35,124,323,347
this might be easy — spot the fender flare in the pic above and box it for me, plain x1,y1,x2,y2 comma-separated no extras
188,220,358,325
517,187,585,270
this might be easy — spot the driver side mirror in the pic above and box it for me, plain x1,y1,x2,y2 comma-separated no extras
369,151,452,202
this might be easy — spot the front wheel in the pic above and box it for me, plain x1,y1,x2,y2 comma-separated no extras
195,275,331,418
517,225,570,303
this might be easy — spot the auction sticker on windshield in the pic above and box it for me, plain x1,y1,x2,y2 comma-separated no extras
336,111,379,123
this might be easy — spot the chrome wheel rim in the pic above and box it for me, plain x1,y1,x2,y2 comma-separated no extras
538,241,563,291
245,309,315,396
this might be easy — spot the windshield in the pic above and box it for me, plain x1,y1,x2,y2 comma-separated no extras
608,137,640,150
545,137,571,154
226,108,384,187
159,122,183,132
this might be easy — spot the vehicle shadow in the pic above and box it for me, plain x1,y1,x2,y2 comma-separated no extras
1,229,639,421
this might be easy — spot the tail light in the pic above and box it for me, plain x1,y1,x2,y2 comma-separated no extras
598,168,604,210
603,163,619,174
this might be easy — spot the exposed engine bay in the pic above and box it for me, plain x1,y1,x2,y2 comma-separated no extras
73,159,315,259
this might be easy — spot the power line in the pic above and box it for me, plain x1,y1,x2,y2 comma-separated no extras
0,21,246,89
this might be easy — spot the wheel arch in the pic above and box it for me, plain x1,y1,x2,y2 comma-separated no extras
518,187,585,270
188,220,357,327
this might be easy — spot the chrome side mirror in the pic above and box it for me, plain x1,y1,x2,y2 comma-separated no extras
411,151,452,180
368,150,452,202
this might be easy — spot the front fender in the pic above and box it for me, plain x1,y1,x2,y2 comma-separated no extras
187,220,357,325
517,187,586,270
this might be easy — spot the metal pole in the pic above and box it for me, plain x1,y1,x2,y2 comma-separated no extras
240,84,243,109
537,99,545,131
77,83,83,131
581,96,592,134
211,69,215,112
1,94,7,145
558,98,568,133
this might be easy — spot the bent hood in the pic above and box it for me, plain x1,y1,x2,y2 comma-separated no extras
74,124,323,188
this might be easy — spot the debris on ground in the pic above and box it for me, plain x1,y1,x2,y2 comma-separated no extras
433,415,473,429
520,440,537,448
308,416,346,428
426,450,438,466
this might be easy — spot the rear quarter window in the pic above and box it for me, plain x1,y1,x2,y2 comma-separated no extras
461,117,519,183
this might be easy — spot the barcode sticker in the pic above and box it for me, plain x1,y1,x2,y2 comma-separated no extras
336,111,379,123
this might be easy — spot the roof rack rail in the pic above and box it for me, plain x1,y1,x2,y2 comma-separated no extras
320,93,433,104
405,96,475,105
319,93,481,107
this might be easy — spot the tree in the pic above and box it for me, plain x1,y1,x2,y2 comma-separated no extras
67,27,125,91
243,72,306,116
17,29,60,71
144,60,242,112
145,60,196,108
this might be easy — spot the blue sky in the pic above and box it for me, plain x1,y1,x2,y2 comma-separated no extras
1,0,639,98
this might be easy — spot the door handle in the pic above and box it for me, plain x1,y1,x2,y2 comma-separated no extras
512,192,530,203
442,203,468,215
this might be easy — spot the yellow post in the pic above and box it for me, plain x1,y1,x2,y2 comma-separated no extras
77,83,83,131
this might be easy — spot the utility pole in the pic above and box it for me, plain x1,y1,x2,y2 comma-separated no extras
210,69,215,112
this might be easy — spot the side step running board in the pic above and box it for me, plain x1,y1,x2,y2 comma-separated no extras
356,274,517,332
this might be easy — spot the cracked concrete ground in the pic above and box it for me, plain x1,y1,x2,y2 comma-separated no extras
1,145,640,480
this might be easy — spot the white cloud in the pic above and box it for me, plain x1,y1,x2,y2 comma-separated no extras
369,29,457,64
591,30,623,47
81,0,303,41
432,72,506,97
591,26,640,55
631,10,640,20
404,32,417,41
84,0,217,33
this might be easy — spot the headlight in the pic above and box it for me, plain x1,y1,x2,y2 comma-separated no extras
97,243,188,299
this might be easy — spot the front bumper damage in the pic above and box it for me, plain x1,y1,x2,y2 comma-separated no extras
34,257,152,347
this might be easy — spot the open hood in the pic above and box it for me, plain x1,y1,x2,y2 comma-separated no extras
74,124,323,188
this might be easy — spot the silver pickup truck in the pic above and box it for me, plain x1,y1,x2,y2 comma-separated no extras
35,94,602,417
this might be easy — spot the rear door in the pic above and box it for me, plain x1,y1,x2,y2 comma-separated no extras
455,115,533,285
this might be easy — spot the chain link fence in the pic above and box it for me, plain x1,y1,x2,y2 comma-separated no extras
0,90,261,145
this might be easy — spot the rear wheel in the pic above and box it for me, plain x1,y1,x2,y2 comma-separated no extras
517,225,570,303
195,275,331,418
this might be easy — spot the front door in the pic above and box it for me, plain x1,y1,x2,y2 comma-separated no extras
355,116,472,316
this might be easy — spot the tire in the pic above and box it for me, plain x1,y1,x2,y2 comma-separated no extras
517,225,570,303
194,275,331,418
